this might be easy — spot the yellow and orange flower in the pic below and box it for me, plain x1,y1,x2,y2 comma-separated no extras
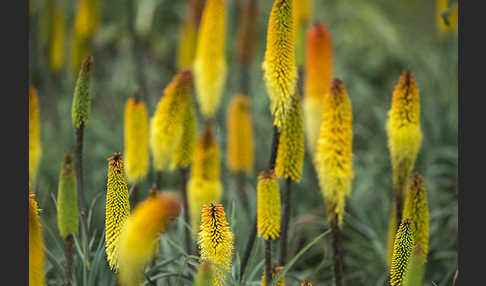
150,70,192,171
193,0,227,118
257,170,281,240
226,94,254,173
188,123,223,233
29,85,42,189
29,192,45,286
118,192,181,286
386,70,422,197
198,204,234,286
315,79,353,227
275,91,304,182
262,0,297,129
303,22,333,155
105,153,131,271
124,98,149,183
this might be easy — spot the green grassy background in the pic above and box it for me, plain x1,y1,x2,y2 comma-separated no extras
29,0,457,285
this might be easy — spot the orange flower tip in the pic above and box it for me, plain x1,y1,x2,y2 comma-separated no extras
158,192,182,219
309,21,329,37
63,153,74,165
301,280,312,286
330,78,345,94
201,122,215,146
409,173,424,189
259,169,276,180
399,69,416,87
109,152,123,165
133,90,142,103
179,68,194,82
148,188,159,198
402,218,411,228
82,55,94,72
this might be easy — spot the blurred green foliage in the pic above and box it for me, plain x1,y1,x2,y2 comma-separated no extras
29,0,457,285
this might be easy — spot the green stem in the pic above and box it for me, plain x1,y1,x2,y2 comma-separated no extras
279,178,292,266
265,239,272,285
180,167,192,255
330,218,346,286
63,235,74,286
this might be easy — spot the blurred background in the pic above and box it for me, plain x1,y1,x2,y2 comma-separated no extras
29,0,458,285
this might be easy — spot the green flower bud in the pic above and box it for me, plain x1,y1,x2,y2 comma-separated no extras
57,153,78,238
72,55,94,128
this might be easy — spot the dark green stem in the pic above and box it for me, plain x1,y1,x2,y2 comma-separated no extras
236,171,249,213
181,167,192,255
75,125,89,260
265,239,272,286
279,178,292,266
63,235,74,286
130,183,139,208
240,218,257,279
154,171,163,190
330,218,346,286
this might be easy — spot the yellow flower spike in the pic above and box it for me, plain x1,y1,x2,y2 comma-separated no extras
118,192,181,286
390,219,414,286
177,19,197,70
226,94,254,173
236,0,257,64
301,280,312,286
402,174,429,286
193,0,227,119
49,1,65,73
74,0,100,41
105,153,131,271
194,261,213,286
303,22,333,155
29,192,45,286
403,174,429,258
262,0,297,129
315,79,354,227
170,99,198,170
29,85,42,189
292,0,312,66
436,0,458,34
190,123,220,181
188,123,223,233
257,169,281,240
261,262,285,286
198,204,234,286
150,70,193,171
57,153,78,238
386,70,422,201
124,97,149,184
275,91,304,182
